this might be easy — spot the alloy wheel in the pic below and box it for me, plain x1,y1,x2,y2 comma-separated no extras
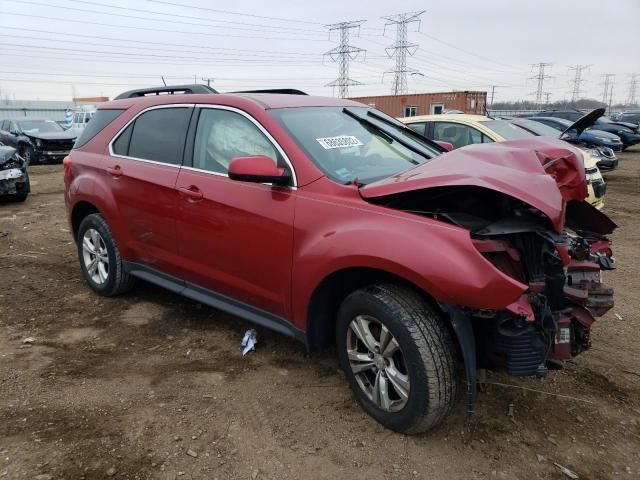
346,315,410,412
82,228,109,285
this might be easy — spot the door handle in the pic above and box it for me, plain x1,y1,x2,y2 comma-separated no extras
178,185,203,201
106,165,123,178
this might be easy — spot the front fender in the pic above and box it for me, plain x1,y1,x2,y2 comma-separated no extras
291,193,527,328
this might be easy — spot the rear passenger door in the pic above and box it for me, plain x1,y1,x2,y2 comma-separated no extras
108,105,193,277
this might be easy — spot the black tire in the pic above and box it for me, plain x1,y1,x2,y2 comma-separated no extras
77,213,135,296
336,284,460,434
19,145,37,164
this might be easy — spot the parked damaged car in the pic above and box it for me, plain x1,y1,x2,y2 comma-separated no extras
64,87,617,433
0,143,29,202
0,118,77,164
514,110,620,171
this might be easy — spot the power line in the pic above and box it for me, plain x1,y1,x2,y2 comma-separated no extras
568,64,590,102
5,0,323,37
381,11,424,95
140,0,323,25
0,12,331,42
0,27,321,57
324,21,366,98
600,74,615,105
529,62,553,106
56,0,326,33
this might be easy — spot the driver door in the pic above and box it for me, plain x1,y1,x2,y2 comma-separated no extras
175,107,296,318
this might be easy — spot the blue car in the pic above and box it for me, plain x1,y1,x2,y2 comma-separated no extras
529,116,624,152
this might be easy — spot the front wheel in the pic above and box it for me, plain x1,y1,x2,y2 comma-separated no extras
336,284,460,434
19,145,37,164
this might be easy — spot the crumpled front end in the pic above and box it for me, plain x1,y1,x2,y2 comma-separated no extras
470,202,615,376
0,145,29,196
363,138,616,378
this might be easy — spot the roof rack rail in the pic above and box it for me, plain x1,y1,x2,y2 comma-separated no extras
231,88,308,95
114,84,218,100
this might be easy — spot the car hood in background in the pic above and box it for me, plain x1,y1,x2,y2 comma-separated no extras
582,129,622,141
561,108,605,136
25,131,77,141
360,137,587,232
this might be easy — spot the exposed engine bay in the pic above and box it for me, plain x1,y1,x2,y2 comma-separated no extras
381,185,615,376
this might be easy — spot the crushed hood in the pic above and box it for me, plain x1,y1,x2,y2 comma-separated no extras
360,137,587,232
0,145,19,167
561,108,605,136
25,131,77,141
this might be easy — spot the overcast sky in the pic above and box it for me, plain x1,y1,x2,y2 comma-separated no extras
0,0,638,102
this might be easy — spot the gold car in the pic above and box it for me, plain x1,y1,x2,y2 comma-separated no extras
400,114,606,209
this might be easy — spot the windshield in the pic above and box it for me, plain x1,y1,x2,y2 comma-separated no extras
479,120,535,140
270,106,442,185
18,119,64,134
511,119,561,137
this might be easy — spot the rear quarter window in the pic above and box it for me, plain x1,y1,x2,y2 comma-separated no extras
74,109,125,148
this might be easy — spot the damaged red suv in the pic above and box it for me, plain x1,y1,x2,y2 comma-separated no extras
64,85,616,434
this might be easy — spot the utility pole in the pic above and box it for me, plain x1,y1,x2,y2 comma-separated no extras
490,85,496,106
568,64,589,103
600,74,615,106
382,11,425,95
201,77,214,87
608,84,614,115
324,20,366,98
626,74,638,106
529,63,553,106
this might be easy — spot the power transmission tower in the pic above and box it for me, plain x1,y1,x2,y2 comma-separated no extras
600,74,615,105
544,92,552,106
627,74,639,105
382,11,425,95
568,64,589,102
201,77,214,87
529,62,553,106
324,20,366,98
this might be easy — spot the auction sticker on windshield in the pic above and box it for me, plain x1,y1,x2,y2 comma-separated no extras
316,135,363,149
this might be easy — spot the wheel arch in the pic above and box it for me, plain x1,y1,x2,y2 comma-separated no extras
71,200,100,240
305,266,446,352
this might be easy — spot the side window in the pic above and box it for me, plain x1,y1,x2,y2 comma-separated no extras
406,122,427,136
432,122,483,149
127,107,191,165
192,108,282,175
0,120,6,130
112,123,133,155
75,109,125,149
468,129,494,144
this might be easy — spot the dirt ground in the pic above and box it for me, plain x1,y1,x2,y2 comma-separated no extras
1,148,639,480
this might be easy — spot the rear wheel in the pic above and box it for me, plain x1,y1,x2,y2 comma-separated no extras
77,213,135,296
336,284,460,434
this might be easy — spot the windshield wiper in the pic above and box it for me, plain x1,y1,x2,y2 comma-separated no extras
343,108,433,162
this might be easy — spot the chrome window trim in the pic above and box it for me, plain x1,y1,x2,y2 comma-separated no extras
107,103,193,166
108,103,297,187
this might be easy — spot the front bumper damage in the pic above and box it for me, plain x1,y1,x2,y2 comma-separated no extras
0,145,29,196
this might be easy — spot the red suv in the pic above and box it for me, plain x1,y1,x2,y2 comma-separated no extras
64,85,616,434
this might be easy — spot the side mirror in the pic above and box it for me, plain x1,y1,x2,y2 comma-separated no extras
9,129,19,136
228,155,291,186
434,140,454,152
